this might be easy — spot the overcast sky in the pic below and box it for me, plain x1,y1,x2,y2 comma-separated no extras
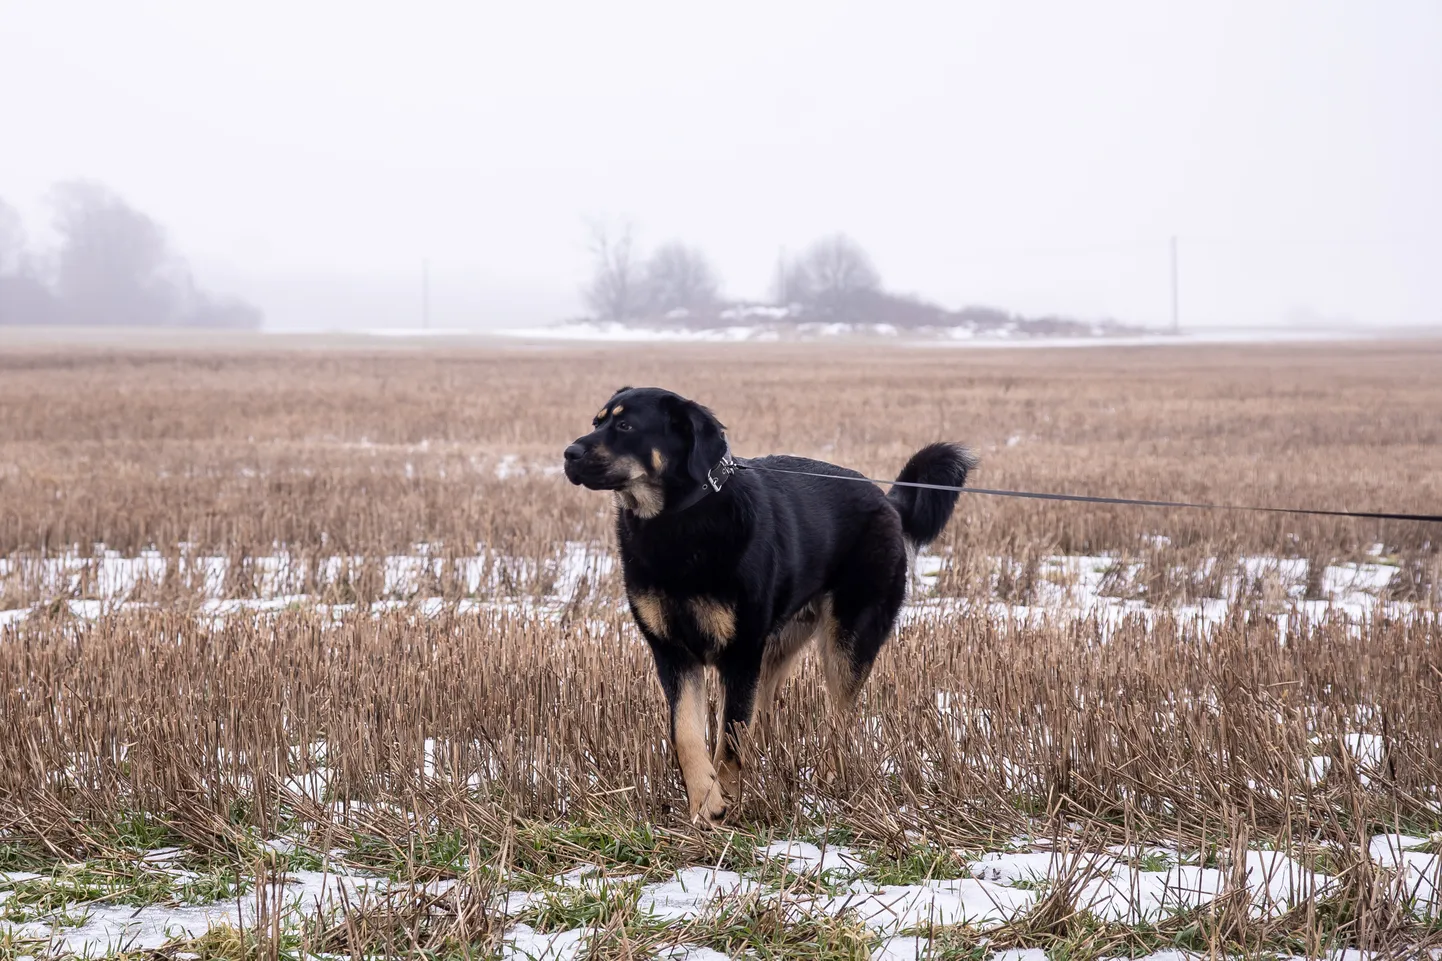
3,0,1439,331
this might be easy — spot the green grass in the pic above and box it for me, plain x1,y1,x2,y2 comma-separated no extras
0,860,248,925
520,877,646,932
1131,850,1174,873
853,841,971,887
0,929,53,961
0,840,52,873
683,894,877,961
346,826,474,878
4,813,1437,961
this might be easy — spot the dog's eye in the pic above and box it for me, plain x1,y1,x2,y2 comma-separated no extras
615,420,633,432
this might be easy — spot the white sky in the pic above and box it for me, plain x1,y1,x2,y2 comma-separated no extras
2,0,1439,331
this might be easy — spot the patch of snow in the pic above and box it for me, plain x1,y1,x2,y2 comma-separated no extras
757,840,866,875
825,876,1035,932
495,455,524,480
968,850,1072,884
654,946,733,961
24,869,382,956
495,322,774,343
871,935,935,960
719,305,794,321
500,923,586,960
636,867,760,922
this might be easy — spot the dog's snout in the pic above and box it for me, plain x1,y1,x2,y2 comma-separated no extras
564,443,585,462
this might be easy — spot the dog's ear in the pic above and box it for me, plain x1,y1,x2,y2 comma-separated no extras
665,397,727,487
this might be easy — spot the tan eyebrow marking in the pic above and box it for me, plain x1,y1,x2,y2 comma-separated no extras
595,406,609,423
612,405,625,415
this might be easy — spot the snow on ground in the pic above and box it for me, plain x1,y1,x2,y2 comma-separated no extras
9,834,1434,958
903,549,1426,634
757,840,868,876
2,868,382,956
1,538,1424,631
3,530,1435,955
493,321,784,343
487,321,1379,349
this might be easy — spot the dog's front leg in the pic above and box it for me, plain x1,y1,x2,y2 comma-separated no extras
651,648,729,826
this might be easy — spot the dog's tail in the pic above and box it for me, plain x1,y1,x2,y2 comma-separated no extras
886,443,978,552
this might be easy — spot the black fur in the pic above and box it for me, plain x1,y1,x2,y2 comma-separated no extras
563,387,975,824
886,442,980,550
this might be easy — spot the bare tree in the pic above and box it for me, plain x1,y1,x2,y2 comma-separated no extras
796,233,881,314
42,180,261,328
644,241,718,315
0,197,57,325
0,198,24,276
771,257,812,306
49,180,178,325
582,218,640,321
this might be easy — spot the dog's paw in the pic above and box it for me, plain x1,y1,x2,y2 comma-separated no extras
688,778,731,828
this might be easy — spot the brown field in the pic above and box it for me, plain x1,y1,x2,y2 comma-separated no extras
1,340,1440,958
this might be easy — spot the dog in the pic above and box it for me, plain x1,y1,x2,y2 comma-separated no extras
563,386,975,825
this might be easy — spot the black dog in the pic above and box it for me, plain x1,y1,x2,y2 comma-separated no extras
563,387,975,825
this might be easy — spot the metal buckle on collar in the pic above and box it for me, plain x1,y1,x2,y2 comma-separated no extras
706,446,736,493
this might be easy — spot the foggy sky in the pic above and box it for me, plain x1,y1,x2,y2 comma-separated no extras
3,1,1439,331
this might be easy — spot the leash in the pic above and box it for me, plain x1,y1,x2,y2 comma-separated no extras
733,462,1442,525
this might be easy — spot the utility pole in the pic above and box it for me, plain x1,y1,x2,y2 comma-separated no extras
1169,236,1179,334
422,258,431,330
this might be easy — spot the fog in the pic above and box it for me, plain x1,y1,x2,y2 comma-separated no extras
2,1,1439,332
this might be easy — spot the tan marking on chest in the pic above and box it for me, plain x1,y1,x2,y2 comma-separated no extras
630,591,668,638
689,597,736,646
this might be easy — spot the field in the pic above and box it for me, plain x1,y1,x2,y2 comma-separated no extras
1,339,1440,960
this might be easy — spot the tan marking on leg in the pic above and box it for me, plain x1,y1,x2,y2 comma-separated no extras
814,598,862,711
674,673,726,824
688,597,735,646
630,591,668,638
714,744,743,810
757,611,816,715
611,404,625,416
651,448,666,473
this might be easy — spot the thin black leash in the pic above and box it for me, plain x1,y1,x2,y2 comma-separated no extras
733,462,1442,525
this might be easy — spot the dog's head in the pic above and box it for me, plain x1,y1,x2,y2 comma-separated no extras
562,387,727,518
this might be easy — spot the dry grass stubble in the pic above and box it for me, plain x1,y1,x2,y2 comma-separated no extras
1,340,1440,956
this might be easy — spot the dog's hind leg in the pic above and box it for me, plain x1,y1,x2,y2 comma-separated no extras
755,600,824,718
819,522,909,711
711,652,763,821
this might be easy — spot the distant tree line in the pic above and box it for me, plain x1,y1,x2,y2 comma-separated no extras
0,181,261,328
581,219,1131,335
583,219,883,324
582,219,720,322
